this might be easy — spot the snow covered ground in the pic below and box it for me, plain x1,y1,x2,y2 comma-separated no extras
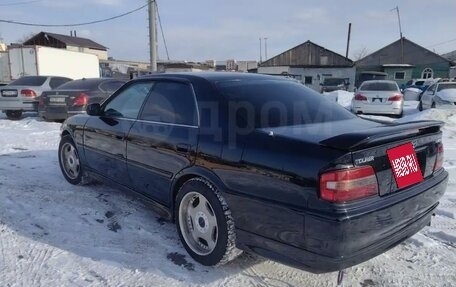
0,108,455,287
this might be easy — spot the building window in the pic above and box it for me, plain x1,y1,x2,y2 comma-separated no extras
304,76,312,84
422,68,433,79
394,71,405,80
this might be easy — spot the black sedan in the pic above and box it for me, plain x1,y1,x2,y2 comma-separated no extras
39,78,126,121
58,73,448,273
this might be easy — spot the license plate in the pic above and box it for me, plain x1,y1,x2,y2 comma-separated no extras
387,142,424,189
1,90,18,97
49,97,66,103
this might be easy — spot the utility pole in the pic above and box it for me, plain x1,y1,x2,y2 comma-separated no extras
391,6,404,63
345,23,352,58
259,37,262,63
264,37,268,60
148,0,158,72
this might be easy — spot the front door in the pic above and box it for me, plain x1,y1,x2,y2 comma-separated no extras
83,81,154,186
126,80,199,205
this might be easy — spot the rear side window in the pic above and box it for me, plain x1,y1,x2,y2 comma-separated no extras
140,81,198,126
437,83,456,91
99,81,125,93
56,79,100,90
10,76,47,86
49,77,72,89
360,82,398,91
103,82,154,119
217,79,354,128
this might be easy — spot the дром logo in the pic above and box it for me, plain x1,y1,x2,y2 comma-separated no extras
387,142,423,189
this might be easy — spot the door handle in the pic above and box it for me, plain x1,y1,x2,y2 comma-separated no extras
176,143,191,153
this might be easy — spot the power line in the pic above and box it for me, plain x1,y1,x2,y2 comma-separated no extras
0,0,41,6
426,38,456,49
156,0,170,60
0,1,150,27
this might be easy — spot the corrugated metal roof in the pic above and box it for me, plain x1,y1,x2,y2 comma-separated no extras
24,32,107,50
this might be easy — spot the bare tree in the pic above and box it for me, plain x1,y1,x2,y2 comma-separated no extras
16,32,36,44
352,47,370,61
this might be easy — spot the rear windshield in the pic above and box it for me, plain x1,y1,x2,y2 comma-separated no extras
9,76,47,86
438,83,456,91
216,79,355,128
323,78,346,86
56,79,102,90
415,81,425,86
360,82,398,91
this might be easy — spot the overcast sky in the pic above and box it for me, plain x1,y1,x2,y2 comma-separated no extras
0,0,455,62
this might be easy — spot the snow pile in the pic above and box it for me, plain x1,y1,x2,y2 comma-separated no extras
396,108,456,124
0,114,455,286
323,90,353,109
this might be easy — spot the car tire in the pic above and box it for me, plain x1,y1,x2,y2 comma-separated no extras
175,178,242,266
58,135,85,185
5,110,22,120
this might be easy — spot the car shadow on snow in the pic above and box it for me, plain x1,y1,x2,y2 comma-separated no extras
0,149,270,284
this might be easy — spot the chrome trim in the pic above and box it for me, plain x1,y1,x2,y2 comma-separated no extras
135,119,198,129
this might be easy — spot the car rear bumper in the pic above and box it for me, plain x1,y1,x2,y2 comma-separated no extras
234,170,448,273
39,106,86,120
0,98,38,111
352,100,403,115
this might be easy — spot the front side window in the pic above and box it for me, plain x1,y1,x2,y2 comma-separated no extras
427,84,436,93
100,81,126,93
103,82,154,119
140,81,198,126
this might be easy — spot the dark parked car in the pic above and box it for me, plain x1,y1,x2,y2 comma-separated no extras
59,73,448,273
320,77,349,93
38,78,126,121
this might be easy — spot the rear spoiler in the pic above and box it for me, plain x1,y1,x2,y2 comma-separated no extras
319,120,444,151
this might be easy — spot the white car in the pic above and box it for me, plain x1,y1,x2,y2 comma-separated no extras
419,82,456,110
351,80,403,117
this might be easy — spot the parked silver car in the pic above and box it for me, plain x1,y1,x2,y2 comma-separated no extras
351,80,403,117
0,76,71,119
419,82,456,110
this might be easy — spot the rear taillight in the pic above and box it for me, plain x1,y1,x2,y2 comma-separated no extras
388,94,403,101
320,166,378,203
434,142,444,172
21,89,37,97
354,94,367,101
72,93,89,106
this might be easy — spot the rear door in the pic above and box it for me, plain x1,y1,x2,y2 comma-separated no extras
126,80,199,205
83,81,154,186
421,84,436,109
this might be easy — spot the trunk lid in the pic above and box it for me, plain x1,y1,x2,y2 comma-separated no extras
321,120,443,196
42,89,88,106
358,90,398,105
260,118,443,197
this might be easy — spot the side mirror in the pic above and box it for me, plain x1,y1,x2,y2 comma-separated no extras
86,103,101,116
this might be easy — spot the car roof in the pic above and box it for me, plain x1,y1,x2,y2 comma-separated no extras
138,72,282,83
361,80,398,84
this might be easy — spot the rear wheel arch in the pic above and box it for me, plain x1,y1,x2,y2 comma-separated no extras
170,167,229,220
